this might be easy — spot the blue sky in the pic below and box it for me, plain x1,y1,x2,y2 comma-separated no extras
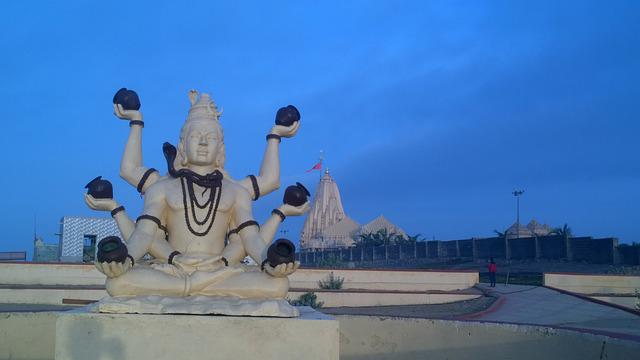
0,1,638,258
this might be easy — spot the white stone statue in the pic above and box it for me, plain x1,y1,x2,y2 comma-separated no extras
84,89,309,313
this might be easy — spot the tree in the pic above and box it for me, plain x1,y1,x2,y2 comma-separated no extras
395,233,422,246
357,229,395,247
356,229,422,247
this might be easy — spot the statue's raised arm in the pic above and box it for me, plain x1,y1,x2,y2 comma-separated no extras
112,88,161,193
238,105,301,200
113,88,301,199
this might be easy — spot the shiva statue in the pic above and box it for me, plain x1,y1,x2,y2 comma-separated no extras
84,89,309,309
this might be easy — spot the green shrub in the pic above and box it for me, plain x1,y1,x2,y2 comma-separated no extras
288,292,324,309
318,272,344,289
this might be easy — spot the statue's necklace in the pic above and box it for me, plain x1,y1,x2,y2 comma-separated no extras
162,143,223,236
178,170,223,237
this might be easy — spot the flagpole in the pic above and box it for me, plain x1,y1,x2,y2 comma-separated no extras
319,150,324,180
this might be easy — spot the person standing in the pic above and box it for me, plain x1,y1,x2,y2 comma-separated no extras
488,258,497,287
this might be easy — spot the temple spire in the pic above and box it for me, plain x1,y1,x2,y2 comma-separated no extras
300,169,348,249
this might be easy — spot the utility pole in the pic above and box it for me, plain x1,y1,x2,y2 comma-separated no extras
512,190,524,239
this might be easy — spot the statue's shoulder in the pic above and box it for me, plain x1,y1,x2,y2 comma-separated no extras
222,177,243,191
145,176,178,195
222,178,251,198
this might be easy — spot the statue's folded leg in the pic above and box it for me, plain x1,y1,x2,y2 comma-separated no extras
106,266,189,297
192,267,289,299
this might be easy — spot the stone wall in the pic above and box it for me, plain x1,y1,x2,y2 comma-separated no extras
571,237,618,264
300,236,628,266
618,245,640,265
508,237,536,259
474,237,506,259
538,235,567,259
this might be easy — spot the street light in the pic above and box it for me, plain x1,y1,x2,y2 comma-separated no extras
512,190,525,239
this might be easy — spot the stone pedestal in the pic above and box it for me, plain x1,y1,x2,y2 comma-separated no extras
55,307,339,360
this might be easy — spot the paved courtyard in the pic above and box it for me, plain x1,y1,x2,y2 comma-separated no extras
473,284,640,339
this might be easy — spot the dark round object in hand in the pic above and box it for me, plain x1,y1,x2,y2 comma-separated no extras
97,236,128,263
113,88,141,111
85,176,113,199
283,182,310,207
275,105,300,127
267,239,296,267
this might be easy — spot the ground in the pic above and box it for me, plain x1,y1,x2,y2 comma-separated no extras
322,295,496,318
320,283,640,341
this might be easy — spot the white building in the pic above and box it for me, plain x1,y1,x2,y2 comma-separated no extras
58,216,121,263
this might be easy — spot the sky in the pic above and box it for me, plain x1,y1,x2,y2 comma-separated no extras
0,1,638,259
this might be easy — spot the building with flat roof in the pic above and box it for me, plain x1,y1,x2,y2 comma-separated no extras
33,237,59,262
58,216,121,263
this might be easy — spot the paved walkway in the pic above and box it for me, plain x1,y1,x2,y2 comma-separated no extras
473,284,640,339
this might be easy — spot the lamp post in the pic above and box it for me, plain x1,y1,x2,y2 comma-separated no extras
512,190,524,239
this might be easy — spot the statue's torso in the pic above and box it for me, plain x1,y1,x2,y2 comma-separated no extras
160,177,239,255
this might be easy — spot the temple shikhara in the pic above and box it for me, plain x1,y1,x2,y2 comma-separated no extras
300,169,405,250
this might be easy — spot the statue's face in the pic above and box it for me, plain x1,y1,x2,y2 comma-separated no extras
183,122,220,166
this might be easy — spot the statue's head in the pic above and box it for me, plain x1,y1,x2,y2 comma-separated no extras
176,91,226,171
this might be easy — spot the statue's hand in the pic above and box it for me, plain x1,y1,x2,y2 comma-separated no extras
270,120,300,138
95,257,132,278
279,201,310,217
84,193,117,212
113,103,142,121
264,261,300,278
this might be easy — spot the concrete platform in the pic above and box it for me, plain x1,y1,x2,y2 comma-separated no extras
55,306,339,360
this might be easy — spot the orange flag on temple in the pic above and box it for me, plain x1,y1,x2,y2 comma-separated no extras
306,160,322,172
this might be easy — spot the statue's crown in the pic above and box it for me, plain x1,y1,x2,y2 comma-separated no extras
186,89,222,123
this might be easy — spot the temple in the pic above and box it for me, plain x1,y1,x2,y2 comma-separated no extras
505,219,552,239
300,169,405,250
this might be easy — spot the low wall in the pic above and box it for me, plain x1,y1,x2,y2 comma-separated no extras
337,316,640,359
0,263,479,292
590,296,638,310
544,273,640,295
0,263,105,286
290,268,478,292
0,288,106,305
3,312,639,360
0,287,478,307
0,263,479,306
288,290,478,307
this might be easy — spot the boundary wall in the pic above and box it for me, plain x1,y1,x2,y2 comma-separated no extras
301,236,628,265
